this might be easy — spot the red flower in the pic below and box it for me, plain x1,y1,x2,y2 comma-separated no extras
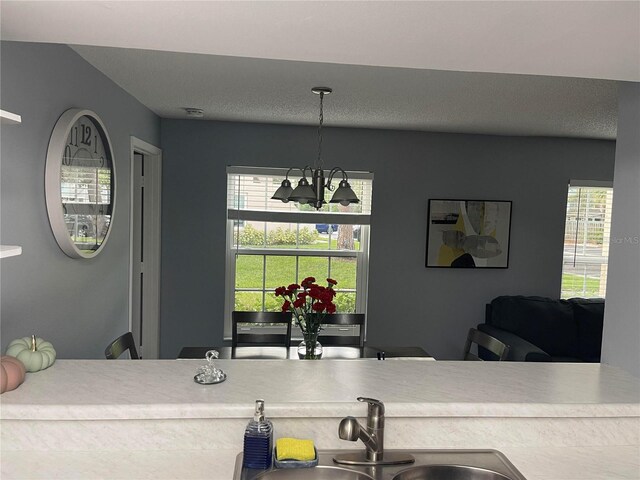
275,275,340,334
301,277,316,287
308,287,321,299
319,290,333,303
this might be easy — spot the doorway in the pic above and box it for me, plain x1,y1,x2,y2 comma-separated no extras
130,137,162,358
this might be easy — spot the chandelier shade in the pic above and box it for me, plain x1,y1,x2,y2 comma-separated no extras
288,177,317,205
330,179,359,206
271,179,294,202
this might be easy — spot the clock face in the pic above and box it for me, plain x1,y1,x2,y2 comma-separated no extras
46,110,116,258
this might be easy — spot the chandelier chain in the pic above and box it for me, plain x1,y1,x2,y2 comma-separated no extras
317,92,324,169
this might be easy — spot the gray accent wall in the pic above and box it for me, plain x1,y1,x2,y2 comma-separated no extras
0,40,623,362
159,119,615,359
1,42,160,358
602,82,640,377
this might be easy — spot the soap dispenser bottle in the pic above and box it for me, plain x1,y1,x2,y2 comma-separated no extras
242,399,273,469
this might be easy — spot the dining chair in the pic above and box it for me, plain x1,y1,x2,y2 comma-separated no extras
317,313,365,347
104,332,140,359
232,311,292,348
463,327,510,361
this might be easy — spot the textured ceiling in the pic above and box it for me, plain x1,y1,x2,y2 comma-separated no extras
71,46,619,139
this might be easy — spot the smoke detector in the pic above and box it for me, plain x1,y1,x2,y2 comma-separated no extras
185,108,204,118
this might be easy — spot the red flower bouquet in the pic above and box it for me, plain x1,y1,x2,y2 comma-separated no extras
275,276,337,359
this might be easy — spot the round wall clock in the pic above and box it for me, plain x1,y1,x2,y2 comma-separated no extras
45,109,116,258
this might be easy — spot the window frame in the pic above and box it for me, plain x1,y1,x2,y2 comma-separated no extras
560,179,613,299
223,167,372,339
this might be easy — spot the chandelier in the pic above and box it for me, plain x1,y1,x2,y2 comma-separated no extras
271,87,359,210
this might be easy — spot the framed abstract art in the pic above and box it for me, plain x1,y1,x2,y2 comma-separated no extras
426,199,512,268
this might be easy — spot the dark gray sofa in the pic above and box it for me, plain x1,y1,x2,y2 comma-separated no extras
478,295,605,362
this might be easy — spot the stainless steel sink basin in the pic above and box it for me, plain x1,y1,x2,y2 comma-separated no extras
233,450,527,480
253,465,374,479
391,464,513,480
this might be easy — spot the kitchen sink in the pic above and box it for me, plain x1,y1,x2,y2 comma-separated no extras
391,464,512,480
252,465,374,479
233,450,527,480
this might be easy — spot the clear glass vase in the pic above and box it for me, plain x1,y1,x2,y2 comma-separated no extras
297,332,323,359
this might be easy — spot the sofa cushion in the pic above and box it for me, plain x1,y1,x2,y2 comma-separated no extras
569,298,604,362
488,296,578,358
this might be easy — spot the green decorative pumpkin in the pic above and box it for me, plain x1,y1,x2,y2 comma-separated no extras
6,335,56,372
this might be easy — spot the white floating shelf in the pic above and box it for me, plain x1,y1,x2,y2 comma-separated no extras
1,110,23,258
1,109,22,125
0,245,22,258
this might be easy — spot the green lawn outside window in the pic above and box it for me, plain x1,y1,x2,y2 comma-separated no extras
235,247,358,312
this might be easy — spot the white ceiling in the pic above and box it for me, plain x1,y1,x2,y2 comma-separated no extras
70,45,619,139
2,1,638,139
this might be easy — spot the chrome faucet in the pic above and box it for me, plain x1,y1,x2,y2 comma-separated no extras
339,397,385,461
333,397,414,466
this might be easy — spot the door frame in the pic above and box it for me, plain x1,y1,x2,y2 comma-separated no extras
129,136,162,358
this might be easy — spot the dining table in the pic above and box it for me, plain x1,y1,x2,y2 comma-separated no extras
177,345,433,360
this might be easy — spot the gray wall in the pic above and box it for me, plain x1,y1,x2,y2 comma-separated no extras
602,82,640,377
159,119,615,359
0,42,160,357
0,41,622,362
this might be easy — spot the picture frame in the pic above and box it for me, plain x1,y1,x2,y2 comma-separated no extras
426,199,512,268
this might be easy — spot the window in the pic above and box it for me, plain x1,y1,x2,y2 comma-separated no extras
224,166,373,338
561,181,613,299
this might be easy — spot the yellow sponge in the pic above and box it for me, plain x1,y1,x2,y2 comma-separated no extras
275,437,316,461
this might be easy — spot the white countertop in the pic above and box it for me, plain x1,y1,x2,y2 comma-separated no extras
2,360,639,479
2,359,639,420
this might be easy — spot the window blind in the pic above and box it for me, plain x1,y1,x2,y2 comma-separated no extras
226,166,373,225
61,165,113,215
561,180,613,298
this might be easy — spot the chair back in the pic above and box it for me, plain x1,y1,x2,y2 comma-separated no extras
232,311,292,348
463,327,509,361
317,313,365,347
105,332,140,359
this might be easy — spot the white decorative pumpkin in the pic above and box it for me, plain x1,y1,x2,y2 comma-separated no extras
6,335,56,372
